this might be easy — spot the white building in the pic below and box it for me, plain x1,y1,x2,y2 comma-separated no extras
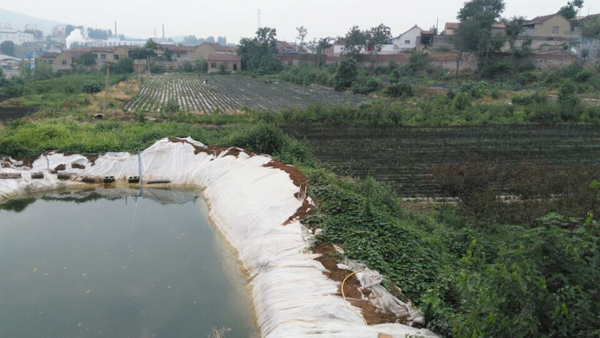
0,25,34,45
392,25,422,50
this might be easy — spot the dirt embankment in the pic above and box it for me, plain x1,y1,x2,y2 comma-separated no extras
313,242,405,325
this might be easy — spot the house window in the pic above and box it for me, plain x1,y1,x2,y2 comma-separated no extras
48,60,53,64
101,54,106,60
62,60,67,65
405,40,411,44
114,54,119,60
552,26,559,34
211,62,216,68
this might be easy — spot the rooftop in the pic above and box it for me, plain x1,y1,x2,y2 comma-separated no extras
201,42,236,53
207,54,241,62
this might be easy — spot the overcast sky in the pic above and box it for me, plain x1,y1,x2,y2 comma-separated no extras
2,0,596,42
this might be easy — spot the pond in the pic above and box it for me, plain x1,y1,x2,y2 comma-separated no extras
0,188,258,338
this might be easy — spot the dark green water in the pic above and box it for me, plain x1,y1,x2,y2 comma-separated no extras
0,188,258,338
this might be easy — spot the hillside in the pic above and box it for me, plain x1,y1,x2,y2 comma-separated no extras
0,8,66,34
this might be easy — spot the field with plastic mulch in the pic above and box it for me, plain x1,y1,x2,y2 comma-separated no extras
125,73,366,113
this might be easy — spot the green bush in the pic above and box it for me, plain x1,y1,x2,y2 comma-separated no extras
453,92,472,110
82,81,103,94
511,91,547,105
164,100,180,114
385,83,414,98
332,57,358,92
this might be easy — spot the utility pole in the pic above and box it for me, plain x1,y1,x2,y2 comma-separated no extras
103,62,110,116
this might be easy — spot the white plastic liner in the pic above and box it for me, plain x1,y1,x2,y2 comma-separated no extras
0,138,437,338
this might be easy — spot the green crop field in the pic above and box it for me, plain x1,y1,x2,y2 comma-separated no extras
284,124,600,198
124,74,367,113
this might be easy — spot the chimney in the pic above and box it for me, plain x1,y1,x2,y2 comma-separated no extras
114,21,117,36
162,24,165,39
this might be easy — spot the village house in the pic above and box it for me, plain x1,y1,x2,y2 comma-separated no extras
392,25,423,50
523,13,574,38
89,46,132,67
276,41,297,54
159,45,196,61
190,42,236,62
38,48,94,71
441,22,460,36
207,54,241,73
440,22,506,36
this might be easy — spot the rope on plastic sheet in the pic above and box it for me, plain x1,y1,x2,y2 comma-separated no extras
341,268,368,325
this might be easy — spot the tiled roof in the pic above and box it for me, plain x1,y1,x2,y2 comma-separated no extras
41,52,59,58
445,22,460,29
526,14,561,24
90,46,118,53
207,54,241,62
162,45,195,53
201,42,236,53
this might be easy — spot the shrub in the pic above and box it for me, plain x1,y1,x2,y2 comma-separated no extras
452,92,472,110
385,83,414,98
558,81,579,106
511,90,547,105
229,123,287,155
164,99,180,113
82,81,103,94
182,61,194,73
332,57,358,92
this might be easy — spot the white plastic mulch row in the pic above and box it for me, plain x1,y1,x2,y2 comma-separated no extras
0,138,437,338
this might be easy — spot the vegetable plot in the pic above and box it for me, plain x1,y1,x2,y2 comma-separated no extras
284,124,600,198
125,74,366,113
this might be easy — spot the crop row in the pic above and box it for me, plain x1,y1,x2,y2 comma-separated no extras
124,74,366,113
284,125,600,197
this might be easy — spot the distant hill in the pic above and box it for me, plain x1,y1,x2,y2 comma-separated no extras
0,8,67,34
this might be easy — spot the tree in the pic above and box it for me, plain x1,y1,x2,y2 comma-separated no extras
559,3,577,19
144,39,161,51
332,56,358,91
368,24,392,53
341,26,368,57
580,18,600,62
237,27,282,74
296,26,308,53
182,35,199,46
0,41,15,56
77,52,97,67
454,0,506,76
315,37,332,66
111,57,134,74
506,17,534,72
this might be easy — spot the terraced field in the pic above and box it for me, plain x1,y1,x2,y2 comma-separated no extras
284,125,600,198
125,74,366,113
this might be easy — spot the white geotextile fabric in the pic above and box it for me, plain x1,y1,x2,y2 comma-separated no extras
0,138,437,338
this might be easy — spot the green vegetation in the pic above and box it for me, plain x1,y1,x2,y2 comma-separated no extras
1,66,600,337
0,73,127,113
237,27,283,74
0,41,16,56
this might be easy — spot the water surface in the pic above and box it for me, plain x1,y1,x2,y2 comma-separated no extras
0,188,258,338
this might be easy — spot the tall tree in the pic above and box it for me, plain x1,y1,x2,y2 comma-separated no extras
296,26,308,53
237,27,282,74
315,37,332,66
182,35,199,46
0,41,16,56
454,0,506,76
558,2,577,19
342,26,368,57
580,18,600,62
368,24,392,53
